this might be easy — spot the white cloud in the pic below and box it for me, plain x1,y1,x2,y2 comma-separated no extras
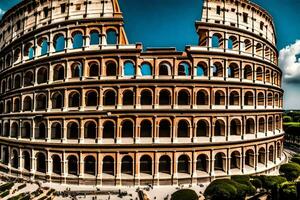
279,40,300,83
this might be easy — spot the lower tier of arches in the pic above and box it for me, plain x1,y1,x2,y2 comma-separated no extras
0,135,284,186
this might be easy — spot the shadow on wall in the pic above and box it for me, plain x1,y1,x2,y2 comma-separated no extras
118,0,204,51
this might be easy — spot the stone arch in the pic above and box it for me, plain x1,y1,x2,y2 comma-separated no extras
159,155,171,174
196,90,209,105
244,65,253,80
268,117,274,132
212,62,223,77
230,119,241,136
71,62,82,78
11,122,19,138
36,121,46,139
53,65,65,81
86,90,98,106
67,121,79,139
178,90,190,105
22,122,31,138
256,67,263,81
84,156,96,175
24,71,34,87
159,62,172,76
140,120,152,138
105,61,117,76
103,156,114,175
121,120,134,138
196,154,208,172
123,61,135,76
159,90,171,105
230,151,241,169
178,62,191,76
12,150,19,169
215,90,225,105
178,154,190,174
140,89,152,105
177,120,190,138
36,93,47,110
246,118,255,134
52,91,63,109
196,119,209,137
53,33,65,52
214,152,226,171
84,121,97,139
67,155,78,175
36,152,46,173
244,91,254,106
140,155,152,175
269,145,274,162
121,155,133,175
14,75,21,89
37,67,48,84
51,122,62,139
228,63,239,78
52,155,61,175
72,31,83,49
258,147,266,164
122,90,134,105
159,120,171,138
196,62,208,77
214,119,225,136
103,89,116,106
22,151,31,171
258,92,265,106
103,120,115,139
229,91,239,106
89,62,99,77
212,33,223,48
68,91,80,107
259,118,265,132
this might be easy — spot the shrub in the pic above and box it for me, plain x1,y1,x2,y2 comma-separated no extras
171,189,198,200
255,175,287,190
0,190,10,198
204,179,239,200
231,175,256,195
250,178,262,189
0,182,14,192
279,183,297,200
279,163,300,181
283,116,293,122
291,157,300,165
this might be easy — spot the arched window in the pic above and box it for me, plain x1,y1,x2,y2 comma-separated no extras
13,98,20,112
23,96,32,111
24,71,34,87
178,90,190,105
159,90,171,105
231,151,240,169
52,92,63,109
54,34,65,52
90,30,100,45
103,156,114,175
256,43,263,56
246,118,255,134
2,147,8,165
214,120,225,136
22,122,31,138
89,63,99,77
86,91,98,106
212,62,223,77
6,100,11,113
23,151,31,171
228,63,239,78
51,122,62,139
258,147,266,164
215,90,225,105
28,47,35,60
121,156,133,175
40,39,48,55
230,119,241,135
268,117,273,132
53,65,65,81
36,122,46,139
141,63,152,76
36,94,47,110
159,62,171,76
196,120,209,137
244,91,254,106
14,49,21,63
106,29,117,45
244,65,253,80
52,155,61,175
103,121,115,139
68,155,78,175
4,122,9,136
277,143,282,159
212,33,222,48
69,92,80,107
256,67,263,81
244,39,252,53
103,90,116,106
67,122,79,139
12,150,19,168
196,90,208,105
124,61,135,76
106,61,117,76
197,154,208,172
121,120,134,138
177,120,190,137
197,63,208,77
266,70,271,83
140,90,152,105
214,152,225,171
178,62,191,76
259,118,265,132
1,81,6,93
229,91,239,106
11,122,19,138
84,156,96,175
123,90,134,105
228,36,238,50
178,155,190,174
258,92,264,106
140,120,152,137
72,32,83,49
159,120,171,137
159,155,171,174
37,67,48,84
140,155,152,175
269,146,274,162
267,93,273,106
36,153,46,173
14,75,21,89
84,121,97,139
71,62,82,78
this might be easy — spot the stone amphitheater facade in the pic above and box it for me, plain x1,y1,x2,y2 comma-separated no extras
0,0,284,186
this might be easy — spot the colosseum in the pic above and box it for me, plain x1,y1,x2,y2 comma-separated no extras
0,0,284,186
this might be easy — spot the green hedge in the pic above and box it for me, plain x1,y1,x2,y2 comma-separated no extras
0,190,10,198
0,182,14,192
291,157,300,165
231,175,256,195
250,178,262,189
204,179,238,200
171,189,198,200
253,175,287,190
279,163,300,181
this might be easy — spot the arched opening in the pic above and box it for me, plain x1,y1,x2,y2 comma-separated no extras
267,93,273,106
256,43,263,57
86,91,98,106
106,29,118,45
52,92,63,109
258,147,266,164
106,61,117,76
178,90,190,105
121,120,134,138
103,156,114,175
277,143,282,159
177,120,190,138
72,32,83,49
159,155,171,174
196,90,208,105
212,33,223,48
229,91,239,106
159,62,171,76
228,36,238,50
36,94,47,110
84,156,96,175
258,92,265,106
215,90,225,105
4,122,9,136
23,151,31,171
51,122,62,139
69,92,80,107
36,153,46,173
22,122,31,138
159,120,171,137
244,65,253,80
12,150,19,169
90,30,100,45
24,71,34,87
89,63,99,77
214,152,225,171
68,155,78,175
269,146,274,162
244,39,252,53
159,90,171,105
84,121,97,139
230,119,241,135
214,120,225,136
197,62,208,77
123,90,134,105
13,98,20,112
178,62,191,76
246,118,255,134
103,121,115,139
6,100,11,113
24,43,35,60
71,63,82,78
140,90,152,105
268,117,273,132
2,147,9,165
140,120,152,138
228,63,239,78
230,151,240,169
197,120,209,137
141,63,152,76
266,70,271,83
178,155,190,174
256,67,263,81
54,34,65,52
121,156,133,175
212,62,223,77
11,122,19,138
52,155,61,175
196,154,208,172
36,122,46,139
103,90,116,106
23,96,32,111
13,49,21,63
123,61,135,76
53,65,65,81
244,91,254,106
14,75,21,89
140,155,152,175
259,118,265,133
40,38,48,56
67,122,79,139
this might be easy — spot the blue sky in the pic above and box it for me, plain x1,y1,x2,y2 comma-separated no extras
0,0,300,109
